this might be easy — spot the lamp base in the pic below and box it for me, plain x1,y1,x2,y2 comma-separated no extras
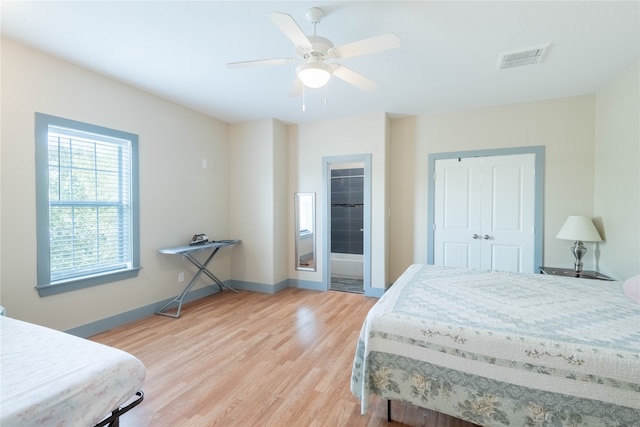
570,240,587,273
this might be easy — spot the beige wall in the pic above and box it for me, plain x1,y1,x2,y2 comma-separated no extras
0,39,231,330
230,119,275,286
389,96,598,281
273,120,290,284
594,59,640,280
291,113,389,290
228,118,289,288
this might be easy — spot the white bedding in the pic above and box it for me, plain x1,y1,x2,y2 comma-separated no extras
351,264,640,426
0,315,146,426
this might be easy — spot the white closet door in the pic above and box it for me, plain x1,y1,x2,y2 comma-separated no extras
434,153,536,273
480,154,535,273
434,157,482,268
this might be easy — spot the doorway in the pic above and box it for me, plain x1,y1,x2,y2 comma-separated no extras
323,154,372,294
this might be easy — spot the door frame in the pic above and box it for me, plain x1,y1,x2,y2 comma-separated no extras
427,146,545,270
322,154,372,294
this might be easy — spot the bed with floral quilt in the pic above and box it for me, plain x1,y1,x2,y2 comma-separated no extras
350,264,640,426
0,314,146,427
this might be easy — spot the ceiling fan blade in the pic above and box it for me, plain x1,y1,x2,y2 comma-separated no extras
289,77,303,97
226,58,297,69
329,33,400,59
330,64,377,92
267,11,313,49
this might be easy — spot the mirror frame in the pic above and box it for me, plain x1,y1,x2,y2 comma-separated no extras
295,192,316,271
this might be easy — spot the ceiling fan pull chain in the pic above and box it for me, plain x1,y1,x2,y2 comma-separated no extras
323,85,328,107
302,85,306,112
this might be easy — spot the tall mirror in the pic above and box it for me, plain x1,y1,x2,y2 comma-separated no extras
295,192,316,271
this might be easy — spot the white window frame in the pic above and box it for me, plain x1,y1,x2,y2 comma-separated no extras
35,113,140,296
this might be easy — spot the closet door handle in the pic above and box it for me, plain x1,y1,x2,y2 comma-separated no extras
483,235,491,240
472,234,481,239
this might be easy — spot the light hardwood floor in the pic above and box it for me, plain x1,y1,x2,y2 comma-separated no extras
91,288,480,427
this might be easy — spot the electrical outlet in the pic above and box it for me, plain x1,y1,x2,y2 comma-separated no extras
178,272,184,282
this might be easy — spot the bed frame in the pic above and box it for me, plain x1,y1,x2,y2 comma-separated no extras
94,391,144,427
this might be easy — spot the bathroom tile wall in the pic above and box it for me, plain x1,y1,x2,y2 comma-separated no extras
331,168,364,254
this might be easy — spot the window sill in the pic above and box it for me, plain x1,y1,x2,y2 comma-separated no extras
36,267,141,297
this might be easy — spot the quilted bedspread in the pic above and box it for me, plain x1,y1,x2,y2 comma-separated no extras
0,315,146,426
351,264,640,426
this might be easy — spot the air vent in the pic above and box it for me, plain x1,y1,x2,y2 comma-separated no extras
497,44,550,70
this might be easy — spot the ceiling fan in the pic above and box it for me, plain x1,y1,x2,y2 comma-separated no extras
226,7,400,96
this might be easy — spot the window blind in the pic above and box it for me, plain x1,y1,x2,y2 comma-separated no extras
47,126,133,282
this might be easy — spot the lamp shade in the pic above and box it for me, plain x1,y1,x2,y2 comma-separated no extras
555,216,602,242
297,63,332,89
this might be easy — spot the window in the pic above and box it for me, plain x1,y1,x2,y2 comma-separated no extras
35,113,140,296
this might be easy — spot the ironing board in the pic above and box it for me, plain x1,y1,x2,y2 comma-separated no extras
156,240,240,318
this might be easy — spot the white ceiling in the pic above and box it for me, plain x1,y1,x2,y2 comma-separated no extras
1,1,638,125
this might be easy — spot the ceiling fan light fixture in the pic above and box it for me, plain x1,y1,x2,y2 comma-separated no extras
297,63,332,88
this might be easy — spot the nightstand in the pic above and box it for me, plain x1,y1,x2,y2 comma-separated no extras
539,266,614,281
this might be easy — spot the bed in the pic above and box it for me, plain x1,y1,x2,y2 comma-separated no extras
351,264,640,426
0,314,146,426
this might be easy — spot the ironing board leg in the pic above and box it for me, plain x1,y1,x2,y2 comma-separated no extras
187,253,238,293
155,248,229,317
155,269,203,318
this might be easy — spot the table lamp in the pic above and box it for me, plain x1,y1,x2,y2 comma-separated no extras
555,216,602,273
